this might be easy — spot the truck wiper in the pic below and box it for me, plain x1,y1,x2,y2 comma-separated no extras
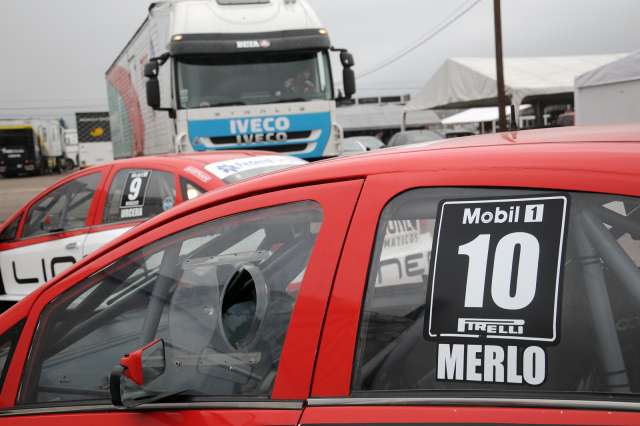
272,98,307,104
210,101,246,107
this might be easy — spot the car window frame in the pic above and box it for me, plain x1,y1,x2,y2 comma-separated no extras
0,179,364,413
18,170,106,241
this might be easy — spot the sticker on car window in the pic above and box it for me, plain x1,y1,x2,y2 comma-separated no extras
425,195,569,386
119,170,151,219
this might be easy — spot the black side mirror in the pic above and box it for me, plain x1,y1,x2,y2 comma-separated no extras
144,62,159,79
342,67,356,99
340,51,355,68
146,79,161,109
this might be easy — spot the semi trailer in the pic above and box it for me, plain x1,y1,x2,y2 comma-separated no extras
0,119,65,176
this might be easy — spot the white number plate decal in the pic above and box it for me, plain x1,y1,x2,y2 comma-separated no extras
426,195,569,343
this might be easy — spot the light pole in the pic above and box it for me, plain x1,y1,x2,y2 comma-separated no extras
493,0,508,132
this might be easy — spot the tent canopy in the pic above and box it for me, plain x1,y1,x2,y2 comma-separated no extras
406,54,628,112
576,50,640,89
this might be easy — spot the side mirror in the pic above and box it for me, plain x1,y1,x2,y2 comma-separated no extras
146,79,161,109
41,214,64,233
144,62,158,79
340,51,355,68
110,339,166,407
342,67,356,99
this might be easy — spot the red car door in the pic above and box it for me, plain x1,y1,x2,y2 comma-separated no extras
0,179,363,425
305,170,640,425
0,167,109,301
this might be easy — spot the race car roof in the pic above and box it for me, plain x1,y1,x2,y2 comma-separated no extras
93,150,275,170
129,124,640,233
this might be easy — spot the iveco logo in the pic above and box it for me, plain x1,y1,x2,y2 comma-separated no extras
236,40,271,49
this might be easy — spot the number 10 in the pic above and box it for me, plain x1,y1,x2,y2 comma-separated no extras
458,232,540,310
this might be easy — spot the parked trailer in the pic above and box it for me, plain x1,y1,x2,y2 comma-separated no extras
0,119,65,176
106,0,356,160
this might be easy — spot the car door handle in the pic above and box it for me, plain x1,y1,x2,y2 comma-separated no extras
65,242,78,250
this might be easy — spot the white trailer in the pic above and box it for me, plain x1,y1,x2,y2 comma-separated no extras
106,0,356,160
575,51,640,126
62,128,79,169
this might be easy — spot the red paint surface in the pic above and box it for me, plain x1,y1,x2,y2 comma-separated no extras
301,405,640,425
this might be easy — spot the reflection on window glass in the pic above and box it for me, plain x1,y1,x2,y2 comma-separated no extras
23,173,101,238
0,321,24,389
0,214,21,242
354,188,640,398
180,178,205,201
20,201,323,406
177,51,333,109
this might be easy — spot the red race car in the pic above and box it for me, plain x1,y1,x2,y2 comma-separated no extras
0,152,306,305
1,125,639,425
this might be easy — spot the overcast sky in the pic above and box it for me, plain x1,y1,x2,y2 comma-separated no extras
1,0,639,126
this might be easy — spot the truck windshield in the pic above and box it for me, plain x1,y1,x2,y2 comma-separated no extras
176,51,333,109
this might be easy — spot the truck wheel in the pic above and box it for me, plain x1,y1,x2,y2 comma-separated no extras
63,158,75,171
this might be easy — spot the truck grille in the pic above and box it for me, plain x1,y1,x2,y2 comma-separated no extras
207,131,312,145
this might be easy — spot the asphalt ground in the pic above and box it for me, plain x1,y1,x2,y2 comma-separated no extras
0,173,69,222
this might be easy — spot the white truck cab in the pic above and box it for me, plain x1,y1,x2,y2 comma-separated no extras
107,0,355,160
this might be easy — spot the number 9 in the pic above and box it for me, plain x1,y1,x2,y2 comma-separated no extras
128,177,142,201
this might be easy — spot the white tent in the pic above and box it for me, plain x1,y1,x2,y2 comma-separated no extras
575,50,640,125
406,54,628,113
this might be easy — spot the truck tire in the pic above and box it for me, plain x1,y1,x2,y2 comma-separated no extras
63,158,75,171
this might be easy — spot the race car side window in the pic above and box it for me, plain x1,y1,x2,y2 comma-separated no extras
103,169,177,223
22,173,101,238
0,214,21,242
353,188,640,399
0,320,24,389
180,177,205,201
18,201,322,406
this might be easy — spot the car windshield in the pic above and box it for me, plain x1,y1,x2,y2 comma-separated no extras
177,51,333,109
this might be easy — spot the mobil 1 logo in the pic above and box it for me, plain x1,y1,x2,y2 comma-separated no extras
120,170,151,219
425,195,569,386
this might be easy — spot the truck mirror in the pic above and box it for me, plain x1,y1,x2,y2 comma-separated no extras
342,67,356,99
146,79,161,109
144,62,159,79
340,51,355,68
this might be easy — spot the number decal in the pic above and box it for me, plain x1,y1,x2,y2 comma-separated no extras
491,232,539,310
119,170,152,219
128,177,142,201
426,195,568,343
460,232,540,310
458,234,490,308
